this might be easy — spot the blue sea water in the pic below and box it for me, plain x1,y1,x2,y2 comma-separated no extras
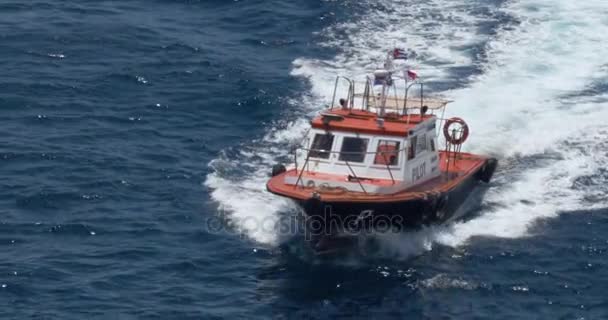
2,0,608,319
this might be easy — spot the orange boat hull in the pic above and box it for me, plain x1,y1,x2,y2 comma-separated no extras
267,152,497,231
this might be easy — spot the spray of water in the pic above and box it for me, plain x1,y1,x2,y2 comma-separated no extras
205,0,608,255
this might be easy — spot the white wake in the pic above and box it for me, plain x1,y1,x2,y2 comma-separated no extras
205,0,608,252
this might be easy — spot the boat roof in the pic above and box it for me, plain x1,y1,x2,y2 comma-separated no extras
310,109,434,137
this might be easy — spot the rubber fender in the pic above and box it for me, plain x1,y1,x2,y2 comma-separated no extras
477,158,498,183
271,164,286,177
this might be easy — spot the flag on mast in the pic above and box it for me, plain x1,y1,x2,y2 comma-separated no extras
392,48,408,60
406,69,418,80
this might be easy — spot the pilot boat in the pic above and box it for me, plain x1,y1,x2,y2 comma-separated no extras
267,51,497,246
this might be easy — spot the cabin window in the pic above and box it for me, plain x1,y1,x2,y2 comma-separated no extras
309,133,334,159
416,133,428,155
374,140,400,166
339,137,368,163
408,136,417,160
430,137,436,151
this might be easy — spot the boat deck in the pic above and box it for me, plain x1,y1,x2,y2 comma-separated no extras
284,170,397,187
267,151,488,203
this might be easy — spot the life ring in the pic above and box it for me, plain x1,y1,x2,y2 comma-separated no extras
443,117,469,145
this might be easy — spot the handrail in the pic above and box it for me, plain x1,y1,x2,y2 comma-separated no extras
344,160,367,194
330,76,355,110
293,150,370,193
330,76,339,109
294,146,409,156
294,152,311,189
291,144,404,189
405,81,425,124
293,146,298,175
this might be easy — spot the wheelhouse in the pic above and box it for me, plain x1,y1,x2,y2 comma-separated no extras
285,69,451,194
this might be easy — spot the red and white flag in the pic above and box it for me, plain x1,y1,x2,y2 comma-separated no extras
392,48,408,60
406,69,418,80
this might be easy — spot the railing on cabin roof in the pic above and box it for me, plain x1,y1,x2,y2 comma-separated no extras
330,76,355,111
327,74,452,138
328,75,450,121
